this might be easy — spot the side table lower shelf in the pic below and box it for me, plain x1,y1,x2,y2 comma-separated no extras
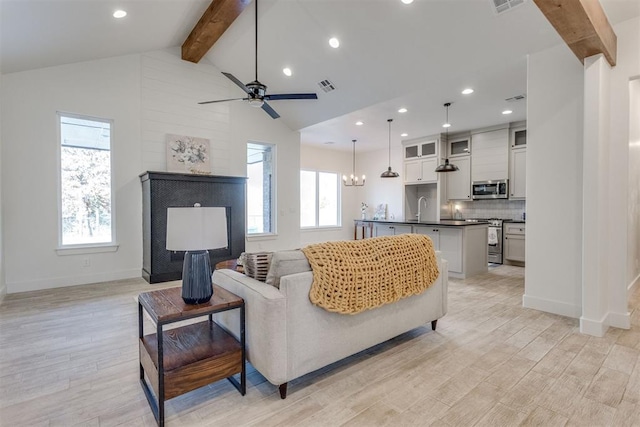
139,322,243,401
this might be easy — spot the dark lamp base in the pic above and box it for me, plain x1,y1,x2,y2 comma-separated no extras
181,250,213,304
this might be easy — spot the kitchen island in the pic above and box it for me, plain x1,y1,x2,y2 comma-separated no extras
354,219,488,279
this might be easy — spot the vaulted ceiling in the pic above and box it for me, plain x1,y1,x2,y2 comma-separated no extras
2,0,638,152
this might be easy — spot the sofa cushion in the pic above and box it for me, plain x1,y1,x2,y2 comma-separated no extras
265,250,311,289
244,252,272,282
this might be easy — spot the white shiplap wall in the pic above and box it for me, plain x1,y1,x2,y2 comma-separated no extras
141,49,233,174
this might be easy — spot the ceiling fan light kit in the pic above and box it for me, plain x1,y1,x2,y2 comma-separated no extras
198,0,317,119
381,119,400,178
435,102,459,173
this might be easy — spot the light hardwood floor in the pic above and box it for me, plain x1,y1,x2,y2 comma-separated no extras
1,266,639,426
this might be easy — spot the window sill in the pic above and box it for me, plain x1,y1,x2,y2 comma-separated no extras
246,233,278,242
56,243,119,256
301,226,343,232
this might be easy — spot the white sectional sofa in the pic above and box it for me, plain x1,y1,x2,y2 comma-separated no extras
212,249,448,399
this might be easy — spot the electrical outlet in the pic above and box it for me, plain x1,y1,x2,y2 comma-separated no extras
82,258,91,267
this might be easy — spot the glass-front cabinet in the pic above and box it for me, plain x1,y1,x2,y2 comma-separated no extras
404,140,437,160
448,135,470,157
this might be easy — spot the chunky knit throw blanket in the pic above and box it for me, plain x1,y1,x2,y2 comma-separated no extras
302,234,439,315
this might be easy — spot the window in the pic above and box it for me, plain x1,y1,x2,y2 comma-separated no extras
247,142,275,235
300,170,340,228
58,113,114,246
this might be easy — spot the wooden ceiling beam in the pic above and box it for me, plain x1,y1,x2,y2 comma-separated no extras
182,0,251,63
533,0,617,66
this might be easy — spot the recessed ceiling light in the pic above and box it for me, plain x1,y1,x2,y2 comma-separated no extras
401,133,408,137
355,121,364,126
462,88,474,95
113,10,127,18
398,108,408,113
442,123,451,128
401,0,414,4
502,110,513,115
329,37,340,48
283,67,292,76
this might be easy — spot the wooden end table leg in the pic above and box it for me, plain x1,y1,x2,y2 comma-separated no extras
157,323,165,427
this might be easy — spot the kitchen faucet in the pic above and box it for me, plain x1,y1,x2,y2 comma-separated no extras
417,196,427,222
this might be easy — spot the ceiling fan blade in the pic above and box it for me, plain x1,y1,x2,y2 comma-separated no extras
222,72,250,94
265,93,318,101
261,102,280,119
198,97,247,105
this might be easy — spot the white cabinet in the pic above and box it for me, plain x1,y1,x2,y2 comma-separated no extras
509,125,526,200
374,224,412,237
448,135,471,157
504,223,525,263
404,140,437,160
510,148,526,199
471,129,509,182
413,226,462,273
446,156,471,200
404,158,438,184
510,127,527,149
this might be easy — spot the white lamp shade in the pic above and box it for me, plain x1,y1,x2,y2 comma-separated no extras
166,207,228,251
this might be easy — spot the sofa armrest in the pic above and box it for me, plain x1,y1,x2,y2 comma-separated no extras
211,269,288,385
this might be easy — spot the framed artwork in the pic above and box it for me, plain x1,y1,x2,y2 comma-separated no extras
166,134,211,174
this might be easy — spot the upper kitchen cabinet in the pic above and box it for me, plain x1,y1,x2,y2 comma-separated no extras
446,156,471,200
404,139,437,160
509,124,527,199
470,128,509,182
404,158,438,183
511,126,527,149
447,134,471,158
403,137,439,184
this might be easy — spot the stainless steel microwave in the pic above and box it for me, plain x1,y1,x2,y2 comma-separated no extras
472,180,508,200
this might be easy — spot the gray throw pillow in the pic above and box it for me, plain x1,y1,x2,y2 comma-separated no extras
265,250,311,289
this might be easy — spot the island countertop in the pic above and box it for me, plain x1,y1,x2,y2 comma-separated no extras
354,219,489,227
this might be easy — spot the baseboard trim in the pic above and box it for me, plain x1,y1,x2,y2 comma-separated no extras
522,294,581,318
580,313,608,337
608,311,631,330
7,269,140,293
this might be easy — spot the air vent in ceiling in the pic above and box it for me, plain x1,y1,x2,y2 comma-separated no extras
318,79,336,93
505,94,526,102
492,0,526,15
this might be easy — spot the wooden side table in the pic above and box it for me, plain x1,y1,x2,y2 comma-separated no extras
138,285,245,426
215,259,244,273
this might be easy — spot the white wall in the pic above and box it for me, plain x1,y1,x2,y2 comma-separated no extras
0,72,5,303
629,78,640,291
0,48,303,292
358,146,404,221
300,144,358,245
232,98,302,253
2,55,143,293
524,43,584,318
140,49,239,175
525,16,640,333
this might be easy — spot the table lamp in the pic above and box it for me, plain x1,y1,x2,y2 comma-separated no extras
166,205,228,304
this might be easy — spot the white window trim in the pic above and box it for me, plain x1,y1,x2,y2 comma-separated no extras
246,141,277,236
56,111,117,250
300,169,342,229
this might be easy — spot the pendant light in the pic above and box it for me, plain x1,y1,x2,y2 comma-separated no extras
343,139,365,186
435,102,459,173
380,119,399,178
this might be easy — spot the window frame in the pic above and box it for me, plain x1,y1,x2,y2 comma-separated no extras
246,141,277,237
300,169,342,229
56,111,117,252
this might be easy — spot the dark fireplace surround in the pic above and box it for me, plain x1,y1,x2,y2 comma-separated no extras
140,171,246,284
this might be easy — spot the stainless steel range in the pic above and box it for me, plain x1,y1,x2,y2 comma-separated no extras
487,219,503,264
